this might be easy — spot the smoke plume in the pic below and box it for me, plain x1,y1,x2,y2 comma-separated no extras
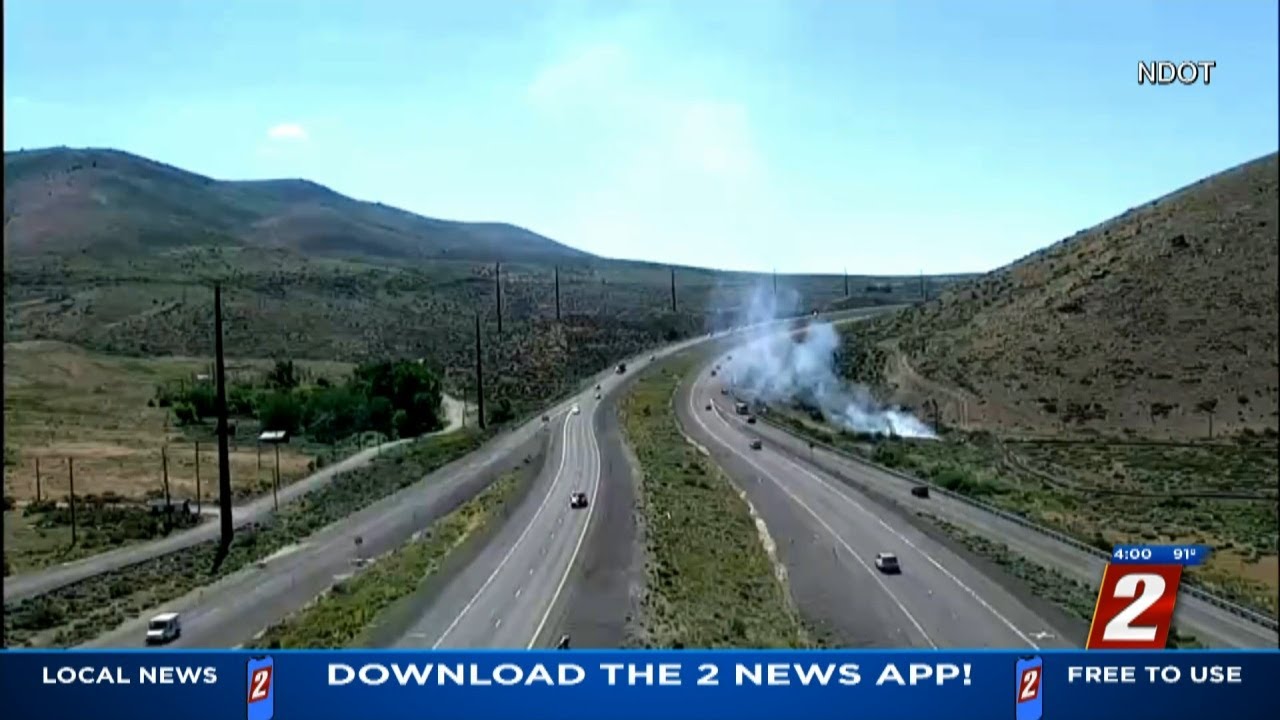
724,284,935,439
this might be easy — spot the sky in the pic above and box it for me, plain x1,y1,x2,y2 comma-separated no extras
4,1,1277,275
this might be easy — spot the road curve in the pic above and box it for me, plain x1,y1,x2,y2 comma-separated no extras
678,356,1080,649
744,410,1280,648
6,394,469,603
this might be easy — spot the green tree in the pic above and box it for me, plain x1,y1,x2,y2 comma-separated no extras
267,359,299,391
258,391,303,434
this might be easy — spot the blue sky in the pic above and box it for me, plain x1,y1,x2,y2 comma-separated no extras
5,1,1277,275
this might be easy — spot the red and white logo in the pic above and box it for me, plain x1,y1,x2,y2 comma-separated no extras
1018,666,1041,703
249,666,273,704
1086,564,1182,649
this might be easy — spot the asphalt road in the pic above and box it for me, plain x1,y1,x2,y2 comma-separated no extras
395,394,602,649
82,421,548,649
678,358,1080,649
6,394,468,603
742,410,1280,648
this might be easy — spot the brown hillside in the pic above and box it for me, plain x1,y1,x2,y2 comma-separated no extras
864,152,1279,441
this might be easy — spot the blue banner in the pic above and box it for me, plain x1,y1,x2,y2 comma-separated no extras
3,650,1276,719
1111,544,1211,566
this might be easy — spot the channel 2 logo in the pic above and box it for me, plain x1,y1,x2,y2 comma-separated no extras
1015,656,1043,720
247,656,275,720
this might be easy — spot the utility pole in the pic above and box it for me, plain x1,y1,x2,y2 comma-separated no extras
213,283,234,568
843,269,849,298
35,457,42,502
495,262,503,336
474,314,486,430
273,443,281,511
554,266,561,322
670,267,677,313
161,445,171,511
919,271,926,302
67,457,78,546
194,441,202,515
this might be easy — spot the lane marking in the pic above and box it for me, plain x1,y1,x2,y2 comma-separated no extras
431,415,576,648
688,385,936,648
701,370,1038,650
748,414,1038,649
515,587,522,598
528,384,604,648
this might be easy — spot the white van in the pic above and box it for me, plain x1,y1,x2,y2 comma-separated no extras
145,612,182,644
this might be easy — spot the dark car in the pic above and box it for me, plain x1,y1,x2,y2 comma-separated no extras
570,492,589,509
556,635,571,649
749,439,763,450
910,485,930,499
705,403,712,411
746,416,757,425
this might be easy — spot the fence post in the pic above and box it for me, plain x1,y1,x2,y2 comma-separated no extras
67,457,78,547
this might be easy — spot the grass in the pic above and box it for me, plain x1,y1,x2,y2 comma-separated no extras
3,340,344,502
2,428,487,647
769,409,1279,618
922,513,1205,649
249,467,524,649
621,355,811,648
4,501,201,576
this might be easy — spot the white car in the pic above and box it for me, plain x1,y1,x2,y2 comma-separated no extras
571,405,580,415
874,552,901,574
145,612,182,644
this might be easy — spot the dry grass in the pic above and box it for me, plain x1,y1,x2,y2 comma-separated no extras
3,340,351,501
856,153,1278,441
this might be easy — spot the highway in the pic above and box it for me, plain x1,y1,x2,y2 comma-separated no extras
7,394,467,603
678,354,1079,649
740,409,1280,648
394,392,602,649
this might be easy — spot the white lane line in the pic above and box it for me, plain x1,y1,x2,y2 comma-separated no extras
431,415,576,648
528,385,604,648
768,445,1038,649
515,587,522,598
689,386,936,648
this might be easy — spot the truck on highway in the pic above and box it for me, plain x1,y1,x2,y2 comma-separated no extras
616,362,627,374
734,401,749,415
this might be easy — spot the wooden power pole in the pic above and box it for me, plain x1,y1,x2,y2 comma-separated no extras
213,283,234,567
474,314,486,430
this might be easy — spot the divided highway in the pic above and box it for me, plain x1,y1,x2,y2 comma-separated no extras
679,353,1078,649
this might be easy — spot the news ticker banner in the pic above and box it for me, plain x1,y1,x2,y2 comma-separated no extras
3,651,1277,720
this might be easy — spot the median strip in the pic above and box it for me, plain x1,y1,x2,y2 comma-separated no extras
622,356,811,648
250,467,525,649
3,429,487,648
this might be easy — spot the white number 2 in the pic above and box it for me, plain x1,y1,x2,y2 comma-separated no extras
1102,573,1166,642
1019,669,1040,701
249,668,271,701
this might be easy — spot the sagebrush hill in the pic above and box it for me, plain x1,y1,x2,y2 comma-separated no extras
4,147,959,424
844,152,1279,441
3,147,589,263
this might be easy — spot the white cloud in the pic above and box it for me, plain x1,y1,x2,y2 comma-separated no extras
267,123,308,141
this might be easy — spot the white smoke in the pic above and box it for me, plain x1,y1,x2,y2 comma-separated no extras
724,284,936,439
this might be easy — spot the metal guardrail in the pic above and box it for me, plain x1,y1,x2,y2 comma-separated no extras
753,414,1279,633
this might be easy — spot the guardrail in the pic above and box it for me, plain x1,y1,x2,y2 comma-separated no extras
751,413,1279,633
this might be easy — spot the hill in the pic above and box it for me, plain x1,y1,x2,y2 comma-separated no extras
3,147,969,429
843,152,1279,442
3,147,590,263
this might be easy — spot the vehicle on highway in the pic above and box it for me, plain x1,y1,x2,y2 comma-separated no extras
595,384,601,391
911,485,930,499
734,401,749,415
749,439,763,450
595,392,601,400
572,405,580,415
570,492,589,509
542,414,549,423
705,403,712,411
556,635,571,649
874,552,901,574
145,612,182,644
710,369,717,376
720,387,729,395
746,416,756,424
616,363,627,374
649,355,655,361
